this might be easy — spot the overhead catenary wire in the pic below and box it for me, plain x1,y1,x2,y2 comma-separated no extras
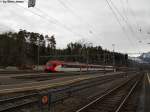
124,0,143,54
120,0,143,47
57,0,95,33
119,0,129,23
34,7,86,39
109,0,143,54
125,1,140,30
122,0,141,31
105,0,136,49
120,0,138,33
124,0,143,42
121,0,143,53
16,1,87,39
26,0,105,45
108,0,141,42
57,0,104,45
125,0,144,40
24,0,136,48
14,0,143,54
106,0,143,55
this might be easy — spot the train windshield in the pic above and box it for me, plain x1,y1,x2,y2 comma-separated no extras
47,63,52,67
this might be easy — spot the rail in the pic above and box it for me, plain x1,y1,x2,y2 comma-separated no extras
0,74,125,112
75,74,142,112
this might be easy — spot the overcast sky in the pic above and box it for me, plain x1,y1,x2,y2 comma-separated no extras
0,0,150,56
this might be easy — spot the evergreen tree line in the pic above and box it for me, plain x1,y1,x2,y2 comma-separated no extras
0,30,128,67
0,30,56,67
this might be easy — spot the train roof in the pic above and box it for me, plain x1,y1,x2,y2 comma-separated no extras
47,60,111,67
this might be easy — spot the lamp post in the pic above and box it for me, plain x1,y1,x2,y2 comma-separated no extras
85,42,93,72
37,38,41,71
37,40,39,71
103,50,106,73
112,44,116,72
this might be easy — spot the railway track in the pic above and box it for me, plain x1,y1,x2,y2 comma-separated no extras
0,73,127,112
0,92,39,112
0,70,105,74
0,71,109,79
76,75,142,112
0,70,43,74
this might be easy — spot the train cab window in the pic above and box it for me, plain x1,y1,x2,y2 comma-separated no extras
47,63,52,67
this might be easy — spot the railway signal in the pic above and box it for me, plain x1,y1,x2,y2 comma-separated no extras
39,91,51,111
28,0,36,8
42,95,49,105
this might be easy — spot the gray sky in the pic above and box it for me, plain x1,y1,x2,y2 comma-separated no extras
0,0,150,56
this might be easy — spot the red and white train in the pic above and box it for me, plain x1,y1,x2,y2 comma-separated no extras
44,60,114,72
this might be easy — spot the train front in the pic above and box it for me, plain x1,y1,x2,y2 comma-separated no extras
45,60,63,72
